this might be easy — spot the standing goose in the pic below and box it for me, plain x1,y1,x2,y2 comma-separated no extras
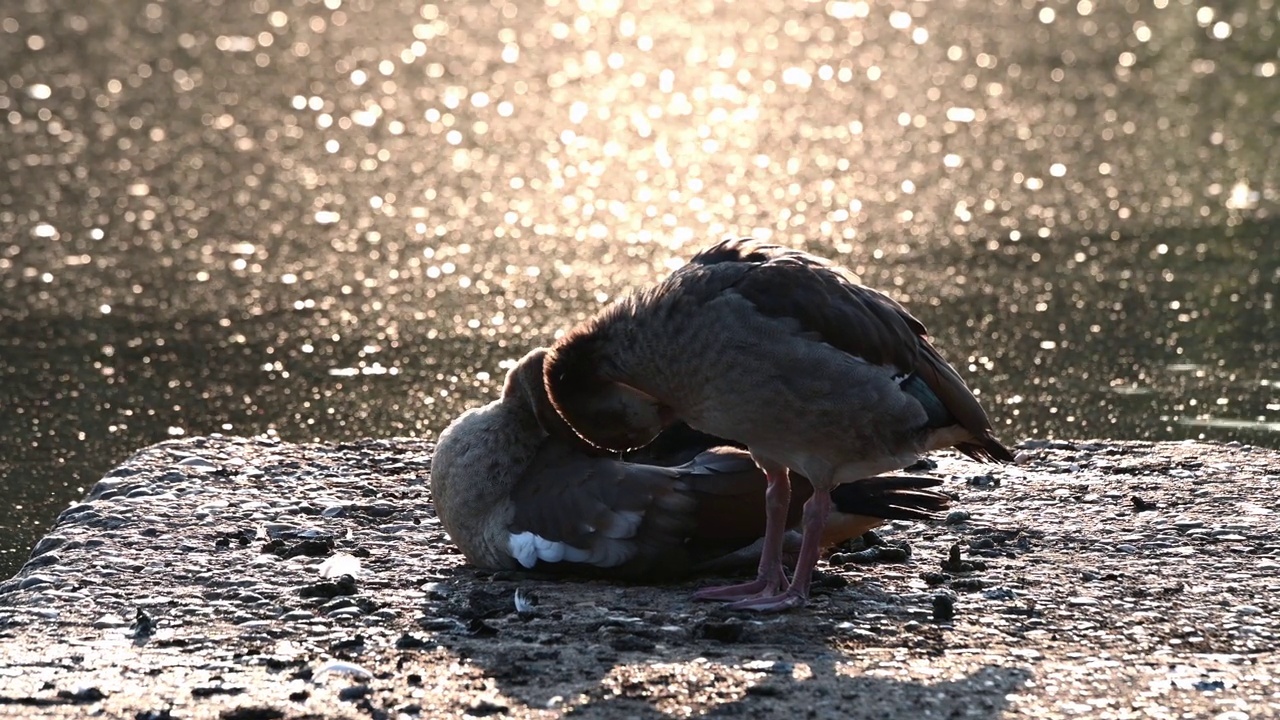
543,238,1014,610
431,347,951,579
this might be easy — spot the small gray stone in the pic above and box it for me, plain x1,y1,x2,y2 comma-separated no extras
177,456,218,470
22,552,60,570
92,613,130,628
18,575,55,590
327,606,365,619
30,536,66,557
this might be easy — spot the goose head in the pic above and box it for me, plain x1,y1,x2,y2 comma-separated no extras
543,333,674,453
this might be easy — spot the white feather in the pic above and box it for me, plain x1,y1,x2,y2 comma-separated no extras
507,531,540,568
507,530,636,568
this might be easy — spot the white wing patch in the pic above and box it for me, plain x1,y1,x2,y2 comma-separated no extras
506,531,637,569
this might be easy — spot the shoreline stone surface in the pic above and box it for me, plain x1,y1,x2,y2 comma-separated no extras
1,435,1277,719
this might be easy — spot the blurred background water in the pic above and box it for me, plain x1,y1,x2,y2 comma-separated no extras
1,0,1277,576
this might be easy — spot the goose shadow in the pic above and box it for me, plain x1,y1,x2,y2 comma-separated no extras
408,564,1033,719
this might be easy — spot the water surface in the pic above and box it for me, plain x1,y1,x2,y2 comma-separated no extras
2,0,1277,576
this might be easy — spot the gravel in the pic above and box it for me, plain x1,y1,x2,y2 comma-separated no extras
0,435,1278,719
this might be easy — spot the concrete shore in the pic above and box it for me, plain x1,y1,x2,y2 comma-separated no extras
1,435,1277,719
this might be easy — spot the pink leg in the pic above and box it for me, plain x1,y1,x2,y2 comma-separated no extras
693,465,791,601
726,488,832,612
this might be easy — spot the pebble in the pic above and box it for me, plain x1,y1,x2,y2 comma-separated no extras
1068,596,1101,606
322,598,358,613
319,553,362,579
741,660,793,674
92,613,130,628
177,456,218,470
18,575,55,590
29,536,66,557
314,661,373,680
982,587,1017,601
327,606,365,619
338,685,372,701
22,553,60,569
281,610,315,621
1116,544,1139,554
944,510,971,525
377,523,419,533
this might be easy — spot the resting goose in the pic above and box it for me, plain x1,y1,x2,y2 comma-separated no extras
430,347,951,579
543,238,1014,610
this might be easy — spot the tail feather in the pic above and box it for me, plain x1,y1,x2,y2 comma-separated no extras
830,475,951,521
956,438,1017,464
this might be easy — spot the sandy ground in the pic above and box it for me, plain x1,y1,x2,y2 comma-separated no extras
0,435,1277,719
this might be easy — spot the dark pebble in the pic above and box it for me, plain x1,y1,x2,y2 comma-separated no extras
30,536,66,557
1193,679,1226,692
610,635,657,652
418,617,465,632
1131,495,1159,512
904,457,939,471
191,685,244,698
220,708,285,720
329,636,366,652
468,699,509,716
299,575,358,599
288,690,310,702
131,608,157,638
813,571,849,589
58,504,95,520
696,621,745,643
932,594,957,622
966,474,1001,488
265,537,335,559
57,687,108,703
830,544,911,565
395,633,435,650
465,618,499,637
951,578,987,592
746,683,785,697
135,710,175,720
22,553,60,569
941,544,988,573
338,685,371,701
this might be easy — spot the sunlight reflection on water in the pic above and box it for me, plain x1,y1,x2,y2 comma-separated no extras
0,0,1277,572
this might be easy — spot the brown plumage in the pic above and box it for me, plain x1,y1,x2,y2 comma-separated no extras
430,347,951,579
544,238,1012,610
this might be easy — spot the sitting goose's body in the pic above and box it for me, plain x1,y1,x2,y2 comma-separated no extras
544,238,1014,609
430,347,951,579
